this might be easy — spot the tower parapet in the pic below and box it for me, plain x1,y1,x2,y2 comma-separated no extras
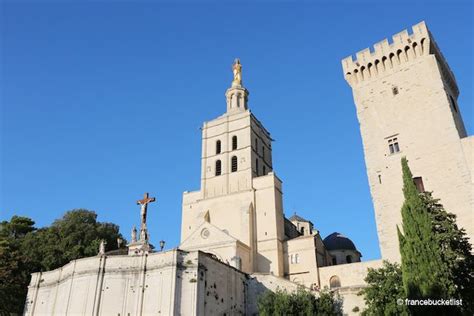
342,21,458,96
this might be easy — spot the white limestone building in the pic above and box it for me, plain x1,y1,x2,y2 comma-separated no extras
342,21,473,262
23,21,472,316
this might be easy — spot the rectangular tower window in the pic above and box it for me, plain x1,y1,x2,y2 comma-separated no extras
388,137,400,154
413,177,425,193
231,156,238,172
255,159,259,176
215,160,222,176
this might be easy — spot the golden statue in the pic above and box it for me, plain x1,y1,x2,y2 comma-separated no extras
232,58,242,85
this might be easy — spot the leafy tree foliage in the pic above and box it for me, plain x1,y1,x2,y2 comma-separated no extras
0,210,125,315
0,216,37,314
360,261,408,316
257,287,342,316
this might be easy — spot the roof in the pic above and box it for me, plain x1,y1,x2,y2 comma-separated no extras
288,213,309,223
323,232,357,251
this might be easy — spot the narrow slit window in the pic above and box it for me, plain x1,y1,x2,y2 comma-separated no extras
231,156,238,172
232,136,238,150
215,160,222,176
263,165,266,175
255,159,259,176
216,140,221,154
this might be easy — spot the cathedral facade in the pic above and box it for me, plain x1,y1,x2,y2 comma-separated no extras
24,21,472,316
179,58,354,287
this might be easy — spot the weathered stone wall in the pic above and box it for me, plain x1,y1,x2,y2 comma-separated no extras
319,260,383,315
23,249,249,316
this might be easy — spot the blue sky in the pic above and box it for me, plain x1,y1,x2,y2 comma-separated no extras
1,1,472,260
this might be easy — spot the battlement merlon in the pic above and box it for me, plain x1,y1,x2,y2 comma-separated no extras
341,21,459,96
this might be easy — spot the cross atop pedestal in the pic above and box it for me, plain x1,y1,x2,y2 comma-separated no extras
136,192,156,232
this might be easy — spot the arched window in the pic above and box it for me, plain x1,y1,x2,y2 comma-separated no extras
389,53,396,67
374,59,382,72
397,49,404,63
420,38,427,55
232,136,238,150
216,140,221,154
329,276,341,289
382,56,389,70
346,255,352,263
215,160,222,176
231,156,238,172
367,63,373,78
413,42,420,57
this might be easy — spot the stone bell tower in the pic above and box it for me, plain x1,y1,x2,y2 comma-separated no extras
199,58,273,199
180,59,286,276
342,21,473,262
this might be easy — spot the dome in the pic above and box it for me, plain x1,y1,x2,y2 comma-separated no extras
323,232,357,251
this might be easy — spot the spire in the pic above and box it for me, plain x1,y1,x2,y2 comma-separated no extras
226,58,249,113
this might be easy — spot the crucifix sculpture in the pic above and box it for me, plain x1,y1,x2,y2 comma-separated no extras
137,192,156,231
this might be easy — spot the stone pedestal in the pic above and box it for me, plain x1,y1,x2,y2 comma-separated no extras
127,240,153,256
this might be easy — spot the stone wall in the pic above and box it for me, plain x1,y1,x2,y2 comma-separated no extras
319,260,382,316
23,249,249,316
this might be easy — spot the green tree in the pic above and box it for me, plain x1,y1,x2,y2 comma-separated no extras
0,210,126,315
420,192,474,314
397,158,452,314
0,216,37,315
257,287,342,316
360,261,409,316
360,159,473,316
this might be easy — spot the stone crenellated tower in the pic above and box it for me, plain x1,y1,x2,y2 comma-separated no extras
180,59,285,276
342,21,473,262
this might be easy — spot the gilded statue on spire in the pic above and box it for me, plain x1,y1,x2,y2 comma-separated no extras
232,58,242,86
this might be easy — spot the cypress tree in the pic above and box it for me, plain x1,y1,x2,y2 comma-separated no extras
397,158,450,302
420,192,474,314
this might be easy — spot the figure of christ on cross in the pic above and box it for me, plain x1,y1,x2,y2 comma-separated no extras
137,192,156,231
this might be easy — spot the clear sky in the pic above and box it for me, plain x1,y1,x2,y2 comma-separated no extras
1,0,472,260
